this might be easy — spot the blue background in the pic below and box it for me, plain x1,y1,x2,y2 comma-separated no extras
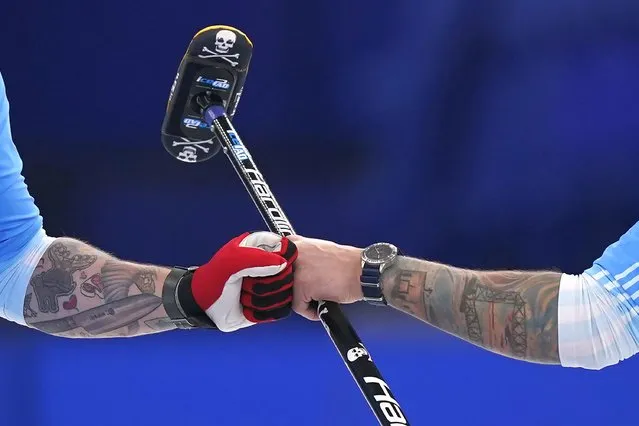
2,1,639,425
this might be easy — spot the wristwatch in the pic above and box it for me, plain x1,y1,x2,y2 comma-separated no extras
360,242,400,306
162,266,216,329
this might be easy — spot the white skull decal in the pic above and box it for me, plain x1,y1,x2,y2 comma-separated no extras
347,346,370,362
177,146,197,163
214,30,236,54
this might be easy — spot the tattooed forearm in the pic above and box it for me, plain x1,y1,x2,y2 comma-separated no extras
23,293,37,318
381,257,561,364
23,238,176,338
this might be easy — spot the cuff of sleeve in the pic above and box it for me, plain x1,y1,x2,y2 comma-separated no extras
0,229,56,325
558,272,639,370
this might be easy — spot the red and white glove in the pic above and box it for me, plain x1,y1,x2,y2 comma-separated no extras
191,231,297,332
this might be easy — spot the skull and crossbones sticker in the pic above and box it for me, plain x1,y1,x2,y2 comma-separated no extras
171,137,216,163
198,29,240,67
347,344,372,362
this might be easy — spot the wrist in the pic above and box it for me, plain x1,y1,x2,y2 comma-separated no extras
347,246,364,301
379,259,400,303
162,266,216,329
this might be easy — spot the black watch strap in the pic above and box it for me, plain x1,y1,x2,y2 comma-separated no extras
162,266,217,329
361,265,386,305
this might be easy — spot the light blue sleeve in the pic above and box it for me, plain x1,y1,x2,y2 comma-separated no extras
559,220,639,368
586,220,639,295
0,72,43,263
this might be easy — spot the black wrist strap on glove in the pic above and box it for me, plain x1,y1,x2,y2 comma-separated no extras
162,266,217,329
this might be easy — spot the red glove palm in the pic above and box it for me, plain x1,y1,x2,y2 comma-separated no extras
191,231,297,332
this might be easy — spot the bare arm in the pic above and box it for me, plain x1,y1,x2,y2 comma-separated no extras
381,256,561,364
23,238,176,337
